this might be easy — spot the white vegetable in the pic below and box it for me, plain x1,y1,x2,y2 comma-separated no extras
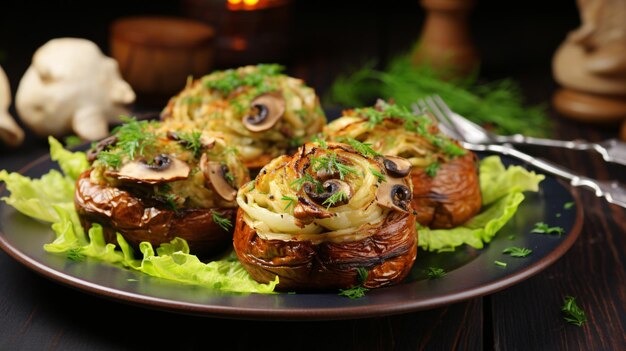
16,38,135,140
0,65,24,146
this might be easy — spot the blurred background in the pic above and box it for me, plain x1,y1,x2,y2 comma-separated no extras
0,0,586,154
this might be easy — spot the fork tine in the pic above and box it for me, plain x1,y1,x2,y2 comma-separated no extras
423,96,466,141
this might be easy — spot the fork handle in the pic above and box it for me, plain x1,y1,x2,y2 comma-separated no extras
494,135,626,167
476,144,626,208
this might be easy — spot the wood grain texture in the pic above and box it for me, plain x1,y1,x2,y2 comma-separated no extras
0,251,482,350
490,120,626,351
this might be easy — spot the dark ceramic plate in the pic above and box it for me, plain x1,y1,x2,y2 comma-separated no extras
0,153,583,321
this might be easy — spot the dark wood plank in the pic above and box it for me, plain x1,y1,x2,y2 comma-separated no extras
0,249,482,350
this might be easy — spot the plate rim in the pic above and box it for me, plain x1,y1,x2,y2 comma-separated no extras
0,152,584,321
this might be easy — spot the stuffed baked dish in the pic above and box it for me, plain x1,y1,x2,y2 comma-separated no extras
161,64,326,170
233,140,417,291
324,100,481,229
75,118,249,256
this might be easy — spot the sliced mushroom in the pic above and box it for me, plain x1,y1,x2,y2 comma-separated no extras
110,154,190,184
383,156,412,178
200,153,237,202
87,135,118,162
293,196,335,227
376,178,412,213
303,179,352,207
242,93,286,132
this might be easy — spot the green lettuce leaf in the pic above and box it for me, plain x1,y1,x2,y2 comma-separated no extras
49,136,89,181
418,156,544,252
0,138,278,294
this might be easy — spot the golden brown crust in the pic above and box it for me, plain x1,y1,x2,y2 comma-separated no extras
74,170,234,257
411,152,482,229
233,208,417,291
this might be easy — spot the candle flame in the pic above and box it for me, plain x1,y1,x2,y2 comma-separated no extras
243,0,259,5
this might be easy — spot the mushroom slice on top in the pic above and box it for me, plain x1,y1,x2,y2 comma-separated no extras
376,178,412,213
382,156,412,178
200,153,237,202
110,154,190,184
303,179,352,207
242,93,286,132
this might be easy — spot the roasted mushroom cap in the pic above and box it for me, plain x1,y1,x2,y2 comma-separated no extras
303,179,352,207
200,153,237,202
109,154,190,184
242,93,286,132
377,178,412,213
383,156,412,178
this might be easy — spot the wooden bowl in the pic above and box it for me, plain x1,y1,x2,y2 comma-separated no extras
110,16,215,106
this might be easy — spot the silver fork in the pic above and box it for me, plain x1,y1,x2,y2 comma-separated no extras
418,95,626,167
417,96,626,209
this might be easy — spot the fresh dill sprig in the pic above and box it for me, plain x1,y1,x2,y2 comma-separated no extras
312,136,328,149
338,286,369,299
66,248,85,262
322,190,348,208
311,152,357,180
212,211,233,231
281,195,297,210
562,296,586,326
338,267,370,299
203,64,283,95
113,116,157,161
370,167,386,182
96,151,122,169
502,246,532,257
177,131,203,157
531,222,564,236
326,56,550,137
425,162,440,177
343,138,381,158
290,173,323,192
426,267,446,279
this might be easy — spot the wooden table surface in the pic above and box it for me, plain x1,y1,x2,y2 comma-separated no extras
1,1,625,350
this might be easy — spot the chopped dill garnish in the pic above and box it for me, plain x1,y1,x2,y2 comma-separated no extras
342,138,381,158
281,195,297,210
426,267,446,279
564,201,575,210
531,222,564,236
212,211,233,231
502,246,532,257
96,151,122,169
311,152,357,180
494,260,507,268
66,248,85,262
322,190,348,208
177,131,203,157
290,173,323,192
425,162,440,177
312,136,328,149
561,296,586,327
370,167,386,182
338,286,369,299
338,267,369,299
203,64,283,95
112,116,157,161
